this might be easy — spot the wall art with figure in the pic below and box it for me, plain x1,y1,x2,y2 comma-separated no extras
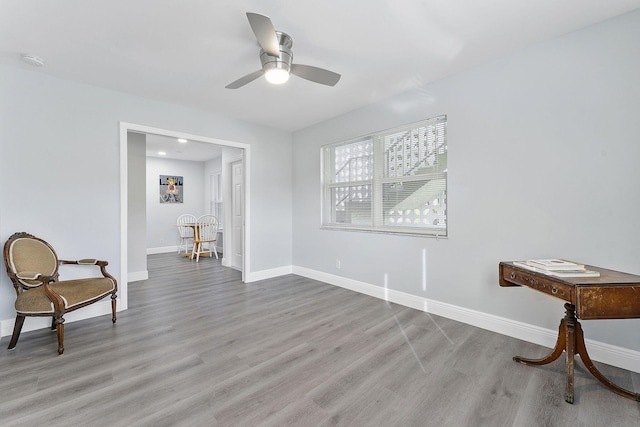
160,175,183,203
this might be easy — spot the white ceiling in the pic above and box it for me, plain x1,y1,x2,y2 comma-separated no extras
2,0,639,134
143,133,223,162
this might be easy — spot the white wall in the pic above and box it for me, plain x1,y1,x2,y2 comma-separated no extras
292,9,640,357
0,64,293,335
146,157,205,252
127,132,147,278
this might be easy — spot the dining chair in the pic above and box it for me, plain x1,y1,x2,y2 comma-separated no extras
191,215,220,262
3,232,117,354
176,213,197,254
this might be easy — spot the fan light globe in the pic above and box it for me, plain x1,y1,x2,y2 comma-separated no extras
265,68,290,84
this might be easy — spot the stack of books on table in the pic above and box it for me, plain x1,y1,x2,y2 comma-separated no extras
513,259,600,277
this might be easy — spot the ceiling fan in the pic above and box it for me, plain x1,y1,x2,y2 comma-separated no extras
226,12,341,89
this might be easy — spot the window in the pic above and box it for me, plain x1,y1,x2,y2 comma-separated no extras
210,172,223,229
322,115,447,237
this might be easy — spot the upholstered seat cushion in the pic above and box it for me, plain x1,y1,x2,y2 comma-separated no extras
15,278,116,315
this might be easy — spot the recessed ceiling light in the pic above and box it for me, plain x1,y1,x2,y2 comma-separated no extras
158,151,167,156
178,138,188,143
21,54,44,67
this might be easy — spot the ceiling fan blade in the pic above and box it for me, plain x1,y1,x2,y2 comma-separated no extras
290,64,341,86
246,13,281,58
225,69,264,89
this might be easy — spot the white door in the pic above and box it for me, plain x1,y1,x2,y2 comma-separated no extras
231,160,244,270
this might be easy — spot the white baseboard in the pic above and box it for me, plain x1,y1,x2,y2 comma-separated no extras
128,270,148,282
0,300,115,338
245,265,293,283
147,246,178,254
292,266,640,374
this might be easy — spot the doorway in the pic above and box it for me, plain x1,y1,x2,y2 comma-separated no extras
119,122,251,311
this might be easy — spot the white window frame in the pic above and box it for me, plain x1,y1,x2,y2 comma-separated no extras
321,115,447,237
210,172,224,230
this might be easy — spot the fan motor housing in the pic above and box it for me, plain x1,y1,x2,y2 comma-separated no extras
260,32,293,73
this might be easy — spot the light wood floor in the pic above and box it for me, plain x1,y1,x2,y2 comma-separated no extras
1,253,639,426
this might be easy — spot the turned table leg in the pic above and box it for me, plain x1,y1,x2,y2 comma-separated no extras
574,319,640,401
514,318,566,366
513,303,640,403
514,303,575,403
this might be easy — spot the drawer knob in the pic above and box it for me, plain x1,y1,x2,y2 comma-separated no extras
552,286,558,295
510,272,516,279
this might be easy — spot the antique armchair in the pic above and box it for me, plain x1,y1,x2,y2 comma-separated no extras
3,232,117,354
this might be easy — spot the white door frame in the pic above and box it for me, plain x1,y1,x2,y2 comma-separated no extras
119,122,251,310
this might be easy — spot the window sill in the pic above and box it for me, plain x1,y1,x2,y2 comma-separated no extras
320,225,447,239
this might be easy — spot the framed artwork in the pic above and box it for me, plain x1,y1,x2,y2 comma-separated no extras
159,175,183,203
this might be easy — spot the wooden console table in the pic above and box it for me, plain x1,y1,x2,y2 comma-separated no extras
499,261,640,403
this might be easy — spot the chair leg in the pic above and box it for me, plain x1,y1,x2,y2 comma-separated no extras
178,237,191,254
51,316,56,330
8,315,25,350
193,241,201,262
55,317,65,355
111,294,117,323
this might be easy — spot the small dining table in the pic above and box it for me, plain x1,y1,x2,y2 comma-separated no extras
176,223,213,259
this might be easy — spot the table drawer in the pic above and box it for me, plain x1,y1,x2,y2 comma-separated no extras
577,285,640,320
501,265,573,302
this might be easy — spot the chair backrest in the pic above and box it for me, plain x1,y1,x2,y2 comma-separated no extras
195,215,220,241
3,232,59,290
177,214,197,238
